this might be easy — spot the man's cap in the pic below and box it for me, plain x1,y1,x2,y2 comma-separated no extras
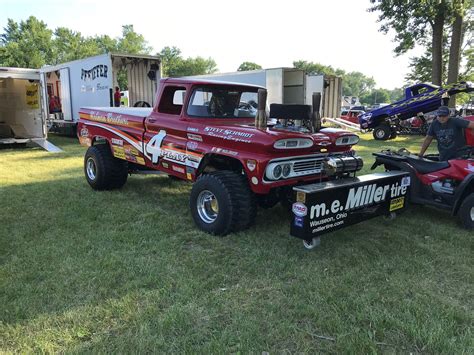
437,106,450,116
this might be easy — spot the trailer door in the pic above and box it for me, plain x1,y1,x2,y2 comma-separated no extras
39,72,50,134
59,68,73,121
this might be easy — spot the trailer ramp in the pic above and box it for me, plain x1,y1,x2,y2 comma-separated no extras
324,117,361,131
31,138,63,152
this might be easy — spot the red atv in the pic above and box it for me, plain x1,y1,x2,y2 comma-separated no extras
372,117,474,229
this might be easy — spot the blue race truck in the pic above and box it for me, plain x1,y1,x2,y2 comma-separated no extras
359,82,473,140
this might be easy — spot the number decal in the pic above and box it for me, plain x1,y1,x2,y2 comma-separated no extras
145,130,167,163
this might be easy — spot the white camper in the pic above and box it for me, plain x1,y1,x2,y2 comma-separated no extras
185,68,342,118
0,67,61,151
40,53,161,135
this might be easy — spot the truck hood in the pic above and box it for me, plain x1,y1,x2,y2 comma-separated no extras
192,119,359,154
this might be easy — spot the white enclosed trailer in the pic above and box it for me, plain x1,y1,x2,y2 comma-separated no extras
40,53,161,135
0,67,61,151
185,68,342,118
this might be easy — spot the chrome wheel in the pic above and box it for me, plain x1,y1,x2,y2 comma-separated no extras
470,207,474,221
197,190,219,224
375,129,385,139
86,158,97,181
303,237,320,250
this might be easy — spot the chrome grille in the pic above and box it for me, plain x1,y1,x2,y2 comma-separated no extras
293,158,324,173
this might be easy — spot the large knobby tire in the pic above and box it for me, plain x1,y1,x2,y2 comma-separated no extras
373,125,391,140
458,193,474,229
84,144,128,190
190,171,257,235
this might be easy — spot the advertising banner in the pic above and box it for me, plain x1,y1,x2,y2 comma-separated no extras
290,172,410,241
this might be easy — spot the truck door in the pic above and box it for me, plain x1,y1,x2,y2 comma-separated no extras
143,85,190,178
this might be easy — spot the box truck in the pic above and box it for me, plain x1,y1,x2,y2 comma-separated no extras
40,53,161,135
185,68,342,119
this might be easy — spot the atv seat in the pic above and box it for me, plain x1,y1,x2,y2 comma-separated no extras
406,156,450,174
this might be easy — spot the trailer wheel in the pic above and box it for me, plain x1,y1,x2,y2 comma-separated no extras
303,237,320,250
84,144,128,190
373,125,391,140
190,171,257,235
383,212,397,220
458,193,474,229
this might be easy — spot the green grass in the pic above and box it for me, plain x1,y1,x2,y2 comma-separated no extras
0,134,473,353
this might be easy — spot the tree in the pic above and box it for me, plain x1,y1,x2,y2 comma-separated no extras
360,88,390,105
293,60,337,76
116,25,151,54
343,71,376,97
158,46,217,77
369,0,448,85
237,62,262,71
447,0,467,106
370,0,473,93
158,46,184,77
405,43,450,84
387,87,405,102
369,0,451,85
293,60,375,97
0,16,54,68
52,27,101,64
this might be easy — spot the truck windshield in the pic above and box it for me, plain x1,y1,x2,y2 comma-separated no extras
187,87,258,118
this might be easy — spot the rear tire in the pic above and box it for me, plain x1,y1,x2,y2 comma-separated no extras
373,125,391,140
84,144,128,190
190,171,257,235
458,193,474,229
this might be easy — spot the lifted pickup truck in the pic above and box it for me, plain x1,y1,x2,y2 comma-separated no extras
359,81,473,140
78,78,362,235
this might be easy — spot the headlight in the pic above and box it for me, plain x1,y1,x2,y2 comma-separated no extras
335,135,360,146
274,138,313,149
282,164,291,178
273,165,282,179
265,162,293,180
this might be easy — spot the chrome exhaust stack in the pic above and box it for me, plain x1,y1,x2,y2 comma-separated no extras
255,88,268,129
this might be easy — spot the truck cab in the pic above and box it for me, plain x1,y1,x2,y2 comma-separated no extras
404,83,438,99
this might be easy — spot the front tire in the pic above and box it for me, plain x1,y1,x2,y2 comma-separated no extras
190,171,257,235
84,144,128,190
458,193,474,229
373,125,391,140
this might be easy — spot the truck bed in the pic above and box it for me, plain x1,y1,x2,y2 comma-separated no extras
82,107,153,118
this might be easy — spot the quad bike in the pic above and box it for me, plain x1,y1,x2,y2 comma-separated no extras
398,116,430,136
372,147,474,229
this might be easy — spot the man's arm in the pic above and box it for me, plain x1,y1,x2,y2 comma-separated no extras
453,116,474,129
419,135,434,157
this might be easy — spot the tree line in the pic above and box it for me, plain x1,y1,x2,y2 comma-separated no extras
2,12,470,106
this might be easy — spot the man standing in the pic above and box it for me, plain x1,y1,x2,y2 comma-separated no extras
114,86,121,107
419,106,474,160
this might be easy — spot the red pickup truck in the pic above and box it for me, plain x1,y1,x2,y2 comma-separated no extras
78,78,362,235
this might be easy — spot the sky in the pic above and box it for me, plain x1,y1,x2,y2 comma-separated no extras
1,0,424,89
